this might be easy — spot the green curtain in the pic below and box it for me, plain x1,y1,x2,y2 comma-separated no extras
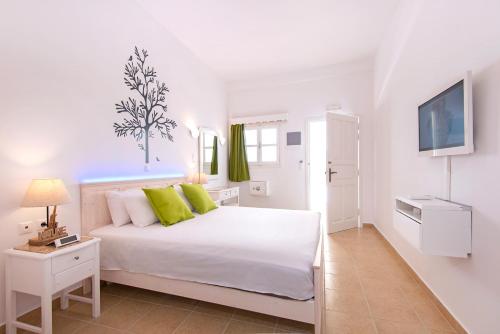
229,124,250,182
210,136,218,175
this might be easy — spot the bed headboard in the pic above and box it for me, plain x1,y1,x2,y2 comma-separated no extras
80,177,185,235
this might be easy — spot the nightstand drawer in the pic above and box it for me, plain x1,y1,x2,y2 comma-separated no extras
54,260,94,292
52,246,95,274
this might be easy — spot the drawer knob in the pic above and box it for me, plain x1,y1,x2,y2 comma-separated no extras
74,256,80,260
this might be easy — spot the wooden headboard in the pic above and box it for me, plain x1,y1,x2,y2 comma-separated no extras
80,177,185,235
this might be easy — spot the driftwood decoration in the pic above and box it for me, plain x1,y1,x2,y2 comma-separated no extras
114,47,177,165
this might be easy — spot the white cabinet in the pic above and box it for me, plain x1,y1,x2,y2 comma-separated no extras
394,197,471,258
4,238,101,334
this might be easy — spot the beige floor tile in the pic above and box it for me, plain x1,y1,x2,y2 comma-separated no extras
158,294,199,310
17,308,41,326
325,246,352,260
428,329,457,334
56,293,122,321
130,305,190,334
403,287,437,306
52,315,87,334
325,261,357,276
325,289,370,316
360,277,407,301
413,302,456,332
223,319,275,334
174,312,229,334
74,323,126,334
101,283,141,297
325,310,376,334
356,266,411,282
95,298,155,330
275,318,313,333
367,295,420,323
325,274,362,292
17,306,86,334
129,289,198,310
194,301,235,319
375,319,428,334
232,309,278,327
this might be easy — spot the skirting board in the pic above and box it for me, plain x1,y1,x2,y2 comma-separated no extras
368,224,468,334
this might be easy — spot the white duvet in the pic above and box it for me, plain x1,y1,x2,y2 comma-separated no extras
90,206,320,300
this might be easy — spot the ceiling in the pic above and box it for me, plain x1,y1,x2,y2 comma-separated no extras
137,0,400,81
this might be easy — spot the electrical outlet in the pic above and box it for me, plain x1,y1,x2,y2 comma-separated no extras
35,219,46,231
18,221,33,235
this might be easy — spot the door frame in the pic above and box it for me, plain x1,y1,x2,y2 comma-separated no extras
326,111,361,233
305,116,326,211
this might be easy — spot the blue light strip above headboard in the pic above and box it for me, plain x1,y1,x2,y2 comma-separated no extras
80,173,184,184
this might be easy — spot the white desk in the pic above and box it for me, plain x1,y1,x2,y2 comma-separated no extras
207,186,239,206
4,238,101,334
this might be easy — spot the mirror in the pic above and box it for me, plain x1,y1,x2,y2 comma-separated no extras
199,128,219,176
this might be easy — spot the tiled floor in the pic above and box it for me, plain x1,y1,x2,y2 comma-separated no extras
324,226,458,334
4,226,458,334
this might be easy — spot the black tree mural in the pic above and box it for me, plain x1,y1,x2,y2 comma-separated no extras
114,47,177,165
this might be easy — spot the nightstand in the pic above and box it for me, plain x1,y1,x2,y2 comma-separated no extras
4,237,100,334
208,186,240,206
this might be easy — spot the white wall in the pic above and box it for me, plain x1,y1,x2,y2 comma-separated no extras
373,1,500,333
227,60,375,224
0,0,227,323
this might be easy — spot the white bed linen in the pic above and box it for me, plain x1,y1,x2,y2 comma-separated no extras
90,206,320,300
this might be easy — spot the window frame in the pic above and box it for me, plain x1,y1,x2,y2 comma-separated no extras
244,124,280,167
202,133,215,165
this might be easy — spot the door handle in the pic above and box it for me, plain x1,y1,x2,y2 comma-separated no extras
328,168,337,183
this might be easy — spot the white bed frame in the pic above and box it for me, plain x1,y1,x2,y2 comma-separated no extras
80,177,324,334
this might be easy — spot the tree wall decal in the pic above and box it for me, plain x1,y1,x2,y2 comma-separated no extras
114,47,177,166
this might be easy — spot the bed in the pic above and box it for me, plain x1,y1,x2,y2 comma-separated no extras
80,177,324,333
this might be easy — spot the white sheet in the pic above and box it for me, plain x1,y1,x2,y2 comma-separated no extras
90,206,320,300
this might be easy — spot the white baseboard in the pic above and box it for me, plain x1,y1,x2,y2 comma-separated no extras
330,220,358,233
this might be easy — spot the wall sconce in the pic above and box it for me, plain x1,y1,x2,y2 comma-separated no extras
218,131,226,146
187,125,199,139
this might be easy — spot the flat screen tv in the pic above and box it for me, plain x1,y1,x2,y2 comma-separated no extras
418,72,473,157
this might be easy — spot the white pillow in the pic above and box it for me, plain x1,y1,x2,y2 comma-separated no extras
105,191,132,227
122,189,158,227
174,184,194,211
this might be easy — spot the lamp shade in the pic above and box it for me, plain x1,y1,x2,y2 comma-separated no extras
21,179,71,207
187,172,208,184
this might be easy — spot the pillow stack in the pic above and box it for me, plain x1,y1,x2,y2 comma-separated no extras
105,183,218,228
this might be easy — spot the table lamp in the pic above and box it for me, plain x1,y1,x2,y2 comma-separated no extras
187,172,208,184
21,178,71,229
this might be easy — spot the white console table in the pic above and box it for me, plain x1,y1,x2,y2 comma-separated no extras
207,186,239,206
394,197,471,258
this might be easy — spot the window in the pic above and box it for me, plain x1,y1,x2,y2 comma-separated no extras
203,132,215,164
244,125,279,165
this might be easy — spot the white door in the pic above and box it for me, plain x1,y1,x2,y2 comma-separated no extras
326,112,359,233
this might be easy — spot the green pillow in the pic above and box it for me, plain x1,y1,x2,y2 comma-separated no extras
143,187,194,226
180,183,217,214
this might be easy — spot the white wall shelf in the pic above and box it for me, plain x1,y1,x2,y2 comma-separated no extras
394,197,472,258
